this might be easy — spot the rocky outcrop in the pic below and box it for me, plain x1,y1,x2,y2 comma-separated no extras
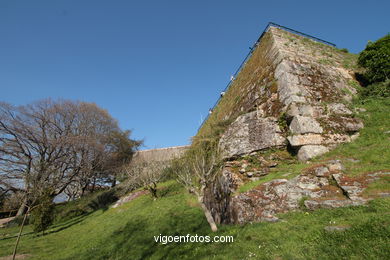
216,161,390,224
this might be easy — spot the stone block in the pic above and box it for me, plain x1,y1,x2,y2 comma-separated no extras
297,145,329,161
289,116,323,134
327,103,352,115
219,112,286,159
314,166,330,177
287,103,317,117
287,134,351,146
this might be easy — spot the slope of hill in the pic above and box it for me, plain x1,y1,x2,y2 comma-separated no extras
0,98,389,260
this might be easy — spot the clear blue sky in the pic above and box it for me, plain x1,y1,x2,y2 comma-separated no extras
1,0,389,149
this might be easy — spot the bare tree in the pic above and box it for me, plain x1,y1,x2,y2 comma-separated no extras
0,99,139,214
124,160,167,199
174,146,221,232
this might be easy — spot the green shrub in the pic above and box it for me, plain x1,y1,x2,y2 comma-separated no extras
31,192,55,234
359,80,390,98
358,34,390,83
87,190,118,211
55,189,119,223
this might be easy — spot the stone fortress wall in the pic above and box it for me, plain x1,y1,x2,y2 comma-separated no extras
199,25,369,224
132,145,189,164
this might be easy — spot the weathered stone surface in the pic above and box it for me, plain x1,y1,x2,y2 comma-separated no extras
343,119,364,132
327,116,364,133
275,61,308,106
324,225,351,232
216,28,364,163
207,156,388,225
289,116,323,134
202,28,372,225
287,103,320,118
230,174,337,224
133,145,189,163
327,103,353,115
297,145,329,161
287,134,351,146
332,173,365,201
314,166,330,177
327,160,345,172
219,111,286,159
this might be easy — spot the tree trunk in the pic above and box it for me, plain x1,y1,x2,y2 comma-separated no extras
12,209,29,260
111,177,116,188
81,185,87,197
198,196,218,232
150,189,157,198
91,177,97,192
149,183,158,199
16,198,27,217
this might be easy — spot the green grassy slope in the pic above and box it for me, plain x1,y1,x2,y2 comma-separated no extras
0,99,389,260
322,98,390,177
0,181,389,260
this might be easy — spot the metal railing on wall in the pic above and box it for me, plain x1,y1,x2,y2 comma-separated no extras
196,22,336,132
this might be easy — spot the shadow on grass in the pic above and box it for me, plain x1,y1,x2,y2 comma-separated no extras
73,208,214,260
43,213,91,236
0,230,35,241
87,190,119,212
157,183,182,198
0,213,91,241
51,213,90,229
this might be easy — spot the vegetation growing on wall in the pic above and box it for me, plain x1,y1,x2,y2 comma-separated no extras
196,32,276,141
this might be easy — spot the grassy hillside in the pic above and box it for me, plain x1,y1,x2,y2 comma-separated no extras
0,181,389,260
1,98,389,260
